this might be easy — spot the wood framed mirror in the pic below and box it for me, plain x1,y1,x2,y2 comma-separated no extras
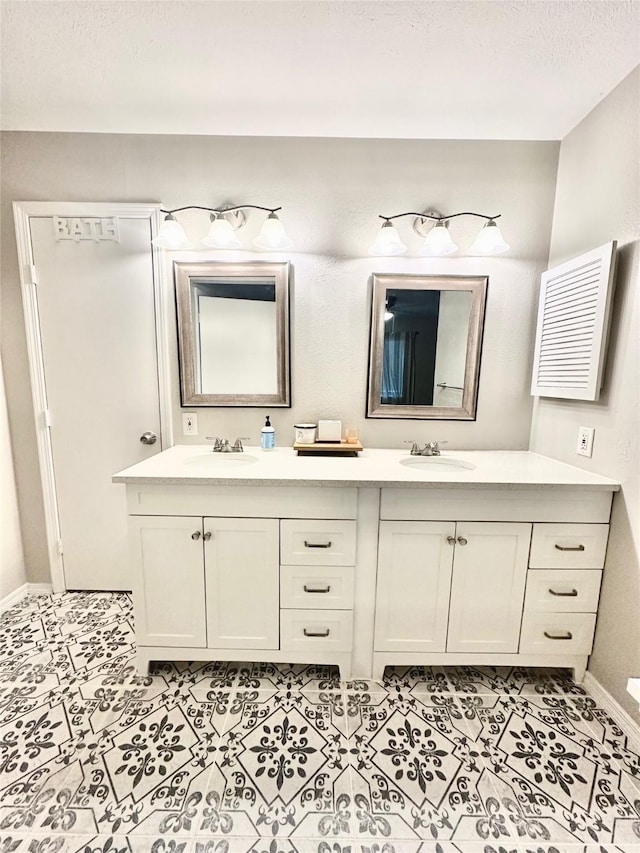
174,260,290,407
367,273,487,420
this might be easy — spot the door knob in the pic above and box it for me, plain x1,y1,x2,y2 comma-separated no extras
140,431,157,445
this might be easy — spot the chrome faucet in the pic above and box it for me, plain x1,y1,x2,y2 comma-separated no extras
206,436,249,453
406,440,447,456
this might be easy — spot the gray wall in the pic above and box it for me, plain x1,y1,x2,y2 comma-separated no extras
530,67,640,723
1,133,558,584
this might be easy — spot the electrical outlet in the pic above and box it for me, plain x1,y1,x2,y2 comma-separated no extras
576,426,595,457
182,413,198,436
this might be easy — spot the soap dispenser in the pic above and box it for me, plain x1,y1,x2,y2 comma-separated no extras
261,415,275,450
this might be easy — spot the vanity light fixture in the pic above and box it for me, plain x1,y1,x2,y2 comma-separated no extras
152,204,293,251
369,210,510,257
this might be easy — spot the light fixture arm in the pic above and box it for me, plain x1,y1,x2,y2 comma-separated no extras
369,207,509,257
379,211,501,223
160,204,282,216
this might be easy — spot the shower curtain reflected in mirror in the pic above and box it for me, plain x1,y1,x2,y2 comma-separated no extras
381,331,417,404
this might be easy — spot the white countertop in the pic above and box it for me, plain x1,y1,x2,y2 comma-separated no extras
113,446,620,491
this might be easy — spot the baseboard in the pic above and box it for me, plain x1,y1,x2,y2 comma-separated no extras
584,671,640,752
0,582,53,612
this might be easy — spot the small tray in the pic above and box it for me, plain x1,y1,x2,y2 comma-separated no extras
294,440,363,456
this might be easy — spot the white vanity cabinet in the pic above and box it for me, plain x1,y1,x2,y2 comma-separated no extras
114,447,618,683
375,520,532,656
125,484,357,675
279,518,356,657
129,515,279,650
372,487,613,681
519,522,608,660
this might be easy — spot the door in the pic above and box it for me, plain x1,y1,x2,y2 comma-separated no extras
129,516,206,648
26,209,163,590
204,517,279,649
446,522,531,653
374,521,455,653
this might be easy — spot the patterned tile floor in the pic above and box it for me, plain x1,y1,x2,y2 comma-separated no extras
0,592,639,853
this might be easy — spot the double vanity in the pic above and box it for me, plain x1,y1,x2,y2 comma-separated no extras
113,446,619,682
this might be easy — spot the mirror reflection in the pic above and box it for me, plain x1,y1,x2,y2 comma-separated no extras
174,261,290,407
193,280,278,395
368,274,487,420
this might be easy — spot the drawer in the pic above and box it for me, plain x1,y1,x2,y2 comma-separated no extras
280,609,353,652
280,565,354,610
525,570,602,613
280,520,356,566
529,523,609,569
519,611,597,655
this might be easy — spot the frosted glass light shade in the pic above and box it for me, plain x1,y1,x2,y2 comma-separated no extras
368,221,408,256
467,220,510,255
253,213,293,250
202,214,242,249
151,215,194,250
417,221,458,256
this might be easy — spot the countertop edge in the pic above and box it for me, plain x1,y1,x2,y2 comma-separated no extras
112,475,620,491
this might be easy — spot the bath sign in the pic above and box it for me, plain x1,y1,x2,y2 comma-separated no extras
53,216,120,243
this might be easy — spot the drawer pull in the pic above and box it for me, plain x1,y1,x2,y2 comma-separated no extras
549,588,578,597
554,544,585,552
303,628,330,637
544,630,573,640
304,540,332,549
303,584,331,594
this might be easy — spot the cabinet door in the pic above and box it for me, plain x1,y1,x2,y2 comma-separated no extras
447,522,531,653
129,516,206,647
205,517,279,649
374,521,455,653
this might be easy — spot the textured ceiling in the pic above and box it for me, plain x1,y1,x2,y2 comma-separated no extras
1,0,639,140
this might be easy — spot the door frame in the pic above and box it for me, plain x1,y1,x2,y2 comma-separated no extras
12,201,174,592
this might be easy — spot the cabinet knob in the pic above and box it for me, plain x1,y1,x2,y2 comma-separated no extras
203,532,212,541
446,536,456,546
457,536,468,546
191,531,201,540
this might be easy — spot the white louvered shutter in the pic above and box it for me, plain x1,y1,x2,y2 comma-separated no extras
531,241,617,400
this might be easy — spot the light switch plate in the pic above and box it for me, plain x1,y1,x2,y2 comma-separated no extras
182,413,198,436
576,426,595,457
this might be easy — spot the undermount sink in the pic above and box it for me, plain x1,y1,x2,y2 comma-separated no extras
399,455,476,472
183,453,259,468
